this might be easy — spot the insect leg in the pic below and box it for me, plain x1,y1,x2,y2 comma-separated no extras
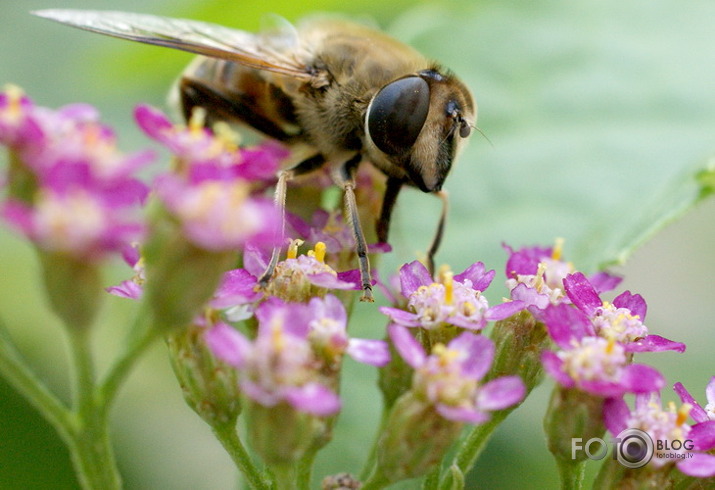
376,176,404,244
257,154,326,287
336,154,374,302
425,190,449,275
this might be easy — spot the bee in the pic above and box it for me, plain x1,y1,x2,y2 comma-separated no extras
34,9,475,302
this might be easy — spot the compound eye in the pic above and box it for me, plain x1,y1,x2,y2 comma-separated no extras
367,76,430,155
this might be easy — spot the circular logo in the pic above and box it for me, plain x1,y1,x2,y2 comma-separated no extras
616,428,654,469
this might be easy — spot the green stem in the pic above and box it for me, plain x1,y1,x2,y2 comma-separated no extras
0,317,74,441
360,467,391,490
67,328,122,490
97,304,158,414
556,458,585,490
296,449,317,490
269,463,297,490
359,406,390,481
421,464,441,489
438,409,509,489
212,422,271,490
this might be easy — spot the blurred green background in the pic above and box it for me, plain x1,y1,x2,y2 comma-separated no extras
1,0,714,488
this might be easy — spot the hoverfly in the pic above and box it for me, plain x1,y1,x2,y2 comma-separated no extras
33,9,475,302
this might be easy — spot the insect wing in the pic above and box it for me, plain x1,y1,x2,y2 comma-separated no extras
33,9,314,81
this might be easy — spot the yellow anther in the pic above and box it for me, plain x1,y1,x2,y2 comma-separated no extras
188,106,207,134
313,241,327,263
534,262,547,291
286,239,304,259
676,403,693,426
432,343,458,366
605,336,616,354
552,237,564,261
443,271,454,305
462,302,476,316
212,121,240,152
2,84,24,115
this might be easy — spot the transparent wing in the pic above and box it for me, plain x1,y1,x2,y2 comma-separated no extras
33,9,315,81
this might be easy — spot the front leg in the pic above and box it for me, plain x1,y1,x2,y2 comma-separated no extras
257,154,326,287
336,154,374,302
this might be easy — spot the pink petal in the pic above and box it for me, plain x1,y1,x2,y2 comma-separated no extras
602,397,629,435
541,351,574,388
347,338,390,367
541,303,594,349
451,332,493,381
677,452,715,478
621,364,665,393
563,272,602,316
625,335,686,353
204,322,250,368
477,376,526,411
436,404,489,424
399,260,432,297
454,262,494,292
674,382,709,423
388,324,425,369
612,290,647,320
689,420,715,451
284,383,341,416
485,300,526,322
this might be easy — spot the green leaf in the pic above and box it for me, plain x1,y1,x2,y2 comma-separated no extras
382,1,715,280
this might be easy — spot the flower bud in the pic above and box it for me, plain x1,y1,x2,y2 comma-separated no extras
543,385,605,463
39,251,102,330
487,310,549,392
246,400,329,465
376,392,463,483
166,323,241,426
142,200,236,330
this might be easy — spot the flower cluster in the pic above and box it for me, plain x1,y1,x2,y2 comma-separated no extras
502,244,684,398
3,85,712,490
1,85,151,260
135,104,282,251
381,260,524,331
604,382,715,477
206,295,389,415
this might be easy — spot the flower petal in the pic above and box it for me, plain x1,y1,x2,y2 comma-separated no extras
503,243,551,277
347,338,391,367
210,268,260,308
677,452,715,478
510,282,551,310
399,260,432,297
602,397,630,435
485,300,526,322
707,376,715,406
204,322,251,368
674,382,709,423
477,376,526,411
454,262,494,291
588,271,622,294
451,332,494,380
379,307,422,327
625,335,686,353
541,303,594,349
612,290,647,320
388,324,425,368
105,280,143,300
621,364,665,394
541,351,574,388
436,404,489,424
563,272,601,316
283,383,341,416
688,420,715,451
